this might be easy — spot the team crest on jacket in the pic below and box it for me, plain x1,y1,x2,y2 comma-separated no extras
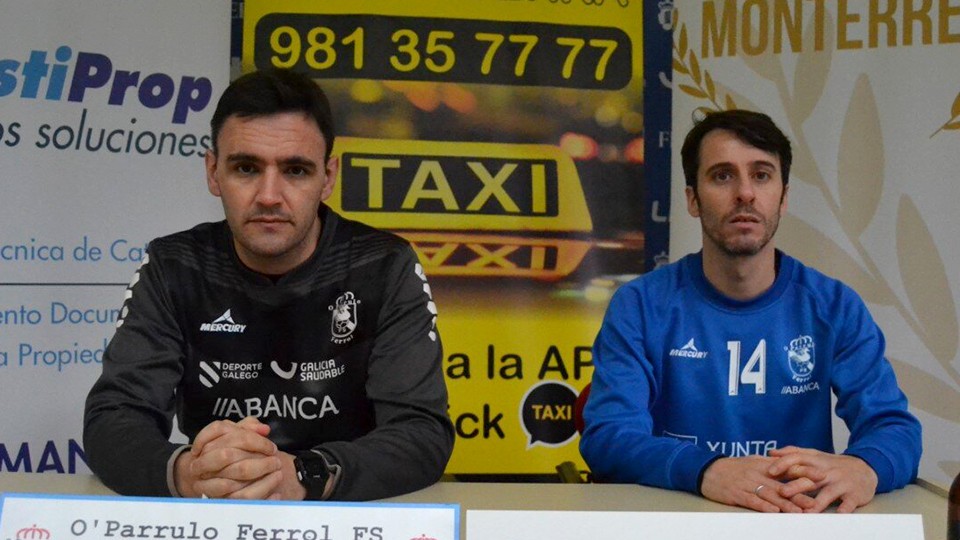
785,335,815,383
329,292,360,344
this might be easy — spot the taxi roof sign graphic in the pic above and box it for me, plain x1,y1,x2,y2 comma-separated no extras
328,137,592,233
402,232,591,280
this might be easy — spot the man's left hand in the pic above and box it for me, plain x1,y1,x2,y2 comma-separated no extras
767,446,878,513
189,417,306,500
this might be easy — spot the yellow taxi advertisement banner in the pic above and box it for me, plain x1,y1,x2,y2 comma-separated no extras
244,0,644,475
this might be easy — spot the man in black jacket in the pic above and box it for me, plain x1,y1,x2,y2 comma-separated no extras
84,69,454,501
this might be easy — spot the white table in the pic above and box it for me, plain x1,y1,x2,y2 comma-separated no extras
0,473,947,539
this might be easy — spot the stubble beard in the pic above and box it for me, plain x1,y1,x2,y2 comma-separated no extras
232,217,318,273
703,206,781,258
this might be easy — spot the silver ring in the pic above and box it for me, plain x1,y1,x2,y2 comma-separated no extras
754,484,765,496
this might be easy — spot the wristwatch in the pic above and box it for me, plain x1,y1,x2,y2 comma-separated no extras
294,450,338,500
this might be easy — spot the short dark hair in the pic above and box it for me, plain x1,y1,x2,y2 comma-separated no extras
210,69,335,160
680,109,792,191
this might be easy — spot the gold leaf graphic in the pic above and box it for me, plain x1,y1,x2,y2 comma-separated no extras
888,357,960,423
792,10,834,123
672,20,748,113
930,90,960,138
779,214,891,306
715,81,762,116
678,24,688,57
688,50,702,85
896,195,960,365
679,84,708,99
704,71,716,103
837,75,883,239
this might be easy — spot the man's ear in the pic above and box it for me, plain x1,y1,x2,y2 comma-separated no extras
685,185,700,218
205,150,221,197
320,155,339,201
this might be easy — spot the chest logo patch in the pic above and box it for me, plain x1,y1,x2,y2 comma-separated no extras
329,292,360,344
785,335,815,383
200,308,246,333
270,360,297,380
669,338,708,359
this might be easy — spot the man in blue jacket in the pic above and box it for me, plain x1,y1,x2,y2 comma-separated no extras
580,109,921,513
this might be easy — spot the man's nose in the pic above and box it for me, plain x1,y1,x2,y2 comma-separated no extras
256,168,283,206
735,176,756,202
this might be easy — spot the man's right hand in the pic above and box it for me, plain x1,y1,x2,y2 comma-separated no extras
700,456,820,513
174,417,283,499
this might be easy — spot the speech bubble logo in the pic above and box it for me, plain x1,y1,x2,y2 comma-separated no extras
519,380,579,448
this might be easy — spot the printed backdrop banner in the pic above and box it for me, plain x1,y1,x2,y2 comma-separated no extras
669,0,960,490
244,0,645,474
0,1,229,472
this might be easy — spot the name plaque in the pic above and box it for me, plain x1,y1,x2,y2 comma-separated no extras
0,493,458,540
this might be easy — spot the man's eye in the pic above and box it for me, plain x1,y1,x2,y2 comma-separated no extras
287,167,307,177
714,171,732,182
755,171,771,181
236,164,257,175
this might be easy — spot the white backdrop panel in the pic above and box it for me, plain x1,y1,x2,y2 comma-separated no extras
0,0,229,473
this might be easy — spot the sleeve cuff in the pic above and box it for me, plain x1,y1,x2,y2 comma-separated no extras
166,444,192,497
309,449,342,500
696,454,725,496
668,444,724,494
843,447,894,493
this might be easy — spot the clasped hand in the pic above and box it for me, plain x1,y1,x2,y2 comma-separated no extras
173,416,305,500
700,446,878,513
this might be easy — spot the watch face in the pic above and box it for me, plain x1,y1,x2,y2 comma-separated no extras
297,453,329,486
296,452,338,500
